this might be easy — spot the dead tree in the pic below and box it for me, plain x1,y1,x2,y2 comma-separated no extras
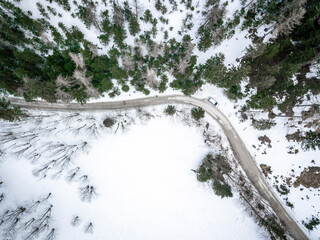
3,207,26,223
23,218,35,230
27,200,41,213
25,223,49,240
78,175,89,183
66,167,80,182
86,123,101,138
79,185,98,202
71,216,81,227
44,228,56,240
84,222,94,234
41,193,52,202
112,1,124,26
136,108,154,122
112,111,135,133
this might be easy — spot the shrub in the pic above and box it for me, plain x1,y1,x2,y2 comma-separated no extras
164,105,176,116
251,118,276,130
304,217,320,231
212,181,233,198
196,163,212,182
301,131,320,151
121,85,130,92
103,117,115,127
275,184,290,195
191,107,205,121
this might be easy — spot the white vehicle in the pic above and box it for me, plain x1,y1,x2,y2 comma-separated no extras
208,97,218,106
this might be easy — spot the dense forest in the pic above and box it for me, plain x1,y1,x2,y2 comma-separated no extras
0,0,319,114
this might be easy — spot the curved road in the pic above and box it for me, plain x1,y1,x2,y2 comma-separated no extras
7,95,309,240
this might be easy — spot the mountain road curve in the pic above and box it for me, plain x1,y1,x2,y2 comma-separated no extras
7,95,309,240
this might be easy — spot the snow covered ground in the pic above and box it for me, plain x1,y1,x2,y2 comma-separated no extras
194,84,320,239
2,0,320,238
0,107,266,239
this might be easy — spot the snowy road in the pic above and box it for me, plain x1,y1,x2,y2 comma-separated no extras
8,95,309,240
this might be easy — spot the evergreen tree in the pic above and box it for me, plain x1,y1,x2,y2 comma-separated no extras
191,107,205,121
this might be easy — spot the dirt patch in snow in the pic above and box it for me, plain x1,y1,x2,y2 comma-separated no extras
286,130,303,142
260,164,272,177
294,167,320,188
258,135,272,148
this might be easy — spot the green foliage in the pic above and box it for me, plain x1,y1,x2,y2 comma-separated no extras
47,6,57,16
164,105,176,116
251,118,276,130
203,53,227,85
0,16,25,46
158,75,168,93
36,2,49,19
212,181,233,198
42,49,76,80
197,26,213,51
224,84,244,100
123,2,140,36
248,92,275,109
275,184,290,195
191,107,205,121
196,153,233,198
13,48,44,79
110,65,127,81
241,0,320,112
261,215,287,240
70,85,89,104
121,85,130,92
0,98,26,121
113,25,127,49
100,10,113,37
108,87,120,98
196,159,213,182
304,217,320,231
74,5,91,28
86,55,113,93
0,46,22,93
128,16,140,36
48,0,71,11
143,9,153,23
103,117,115,127
301,131,320,151
22,77,57,103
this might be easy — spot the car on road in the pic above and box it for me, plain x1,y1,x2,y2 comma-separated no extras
208,97,218,106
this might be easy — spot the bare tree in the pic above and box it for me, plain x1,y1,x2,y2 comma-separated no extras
27,200,41,213
23,218,35,230
79,185,98,202
41,193,52,202
136,108,154,122
84,222,94,234
144,68,158,90
133,0,143,18
86,123,101,138
122,54,135,72
73,69,100,98
200,0,227,45
272,0,307,37
71,216,81,227
44,228,56,240
66,167,80,182
112,1,124,26
78,175,89,183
